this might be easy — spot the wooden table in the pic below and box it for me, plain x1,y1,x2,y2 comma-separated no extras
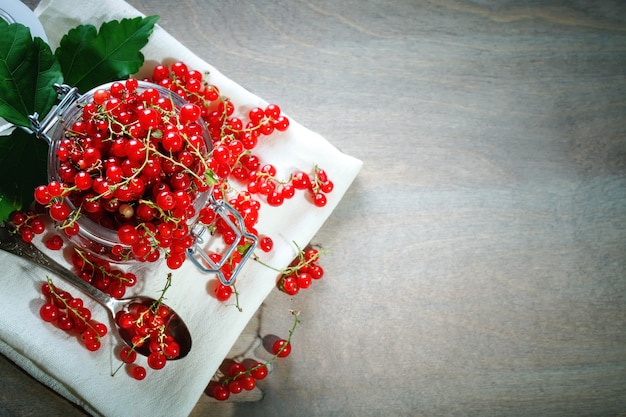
4,1,626,415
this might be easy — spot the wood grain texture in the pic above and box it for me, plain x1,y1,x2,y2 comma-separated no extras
4,0,626,416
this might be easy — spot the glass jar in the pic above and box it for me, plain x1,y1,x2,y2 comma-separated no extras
32,80,256,284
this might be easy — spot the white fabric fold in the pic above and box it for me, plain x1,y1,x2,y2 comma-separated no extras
0,1,362,416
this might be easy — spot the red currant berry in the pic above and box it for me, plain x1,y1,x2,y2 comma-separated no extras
212,384,230,401
84,338,101,352
273,115,290,131
117,224,139,245
93,88,110,105
240,375,257,391
44,235,64,251
137,108,160,130
147,351,167,370
120,346,137,364
296,272,312,289
280,276,299,295
249,362,268,380
228,380,243,394
179,103,202,124
152,64,170,82
310,264,324,279
264,104,281,120
312,192,327,207
131,365,147,380
272,339,292,357
34,185,51,205
215,283,233,302
259,236,273,252
228,362,246,377
39,302,59,322
156,190,176,211
48,202,71,222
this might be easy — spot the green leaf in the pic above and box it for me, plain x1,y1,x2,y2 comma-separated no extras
56,15,159,93
0,19,63,127
0,128,48,220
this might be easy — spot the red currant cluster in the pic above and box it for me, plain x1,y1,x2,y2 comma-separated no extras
238,163,333,208
9,209,65,250
209,311,299,401
70,248,138,299
209,360,268,400
8,210,46,243
113,274,181,380
39,279,108,352
151,62,290,156
277,246,324,295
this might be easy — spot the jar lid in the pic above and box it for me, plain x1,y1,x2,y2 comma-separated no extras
0,0,48,42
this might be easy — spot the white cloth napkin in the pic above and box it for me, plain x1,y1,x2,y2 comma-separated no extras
0,1,362,416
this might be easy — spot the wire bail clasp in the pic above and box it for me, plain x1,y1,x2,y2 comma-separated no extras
28,84,79,145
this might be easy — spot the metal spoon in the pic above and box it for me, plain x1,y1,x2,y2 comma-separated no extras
0,221,192,359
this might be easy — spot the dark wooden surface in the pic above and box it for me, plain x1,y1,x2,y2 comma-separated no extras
3,1,626,416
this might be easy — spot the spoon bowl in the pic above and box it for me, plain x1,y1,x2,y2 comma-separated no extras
0,221,192,359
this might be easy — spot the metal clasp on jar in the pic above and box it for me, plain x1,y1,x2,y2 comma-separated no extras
186,196,257,286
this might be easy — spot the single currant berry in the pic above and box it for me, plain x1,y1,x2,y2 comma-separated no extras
212,384,230,401
179,103,202,124
248,107,265,124
264,103,281,120
84,338,102,352
44,235,64,251
163,341,180,359
48,202,71,222
9,210,27,226
34,185,51,205
39,302,60,322
214,283,233,302
137,108,160,130
239,374,257,391
304,248,319,262
228,362,246,378
30,217,46,234
272,339,292,358
259,236,273,252
152,64,170,82
249,362,268,380
131,365,147,380
280,275,299,295
291,171,311,190
296,272,312,289
117,224,139,245
273,115,290,131
228,380,243,394
47,181,64,197
309,264,324,279
312,192,328,207
20,228,33,243
93,322,108,337
320,180,334,193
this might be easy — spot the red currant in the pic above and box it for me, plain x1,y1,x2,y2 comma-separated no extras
44,235,64,251
259,236,273,252
212,384,230,401
131,365,147,380
215,283,233,302
249,362,268,380
272,339,291,357
39,303,59,322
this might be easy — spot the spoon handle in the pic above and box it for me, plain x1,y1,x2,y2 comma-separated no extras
0,222,113,310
